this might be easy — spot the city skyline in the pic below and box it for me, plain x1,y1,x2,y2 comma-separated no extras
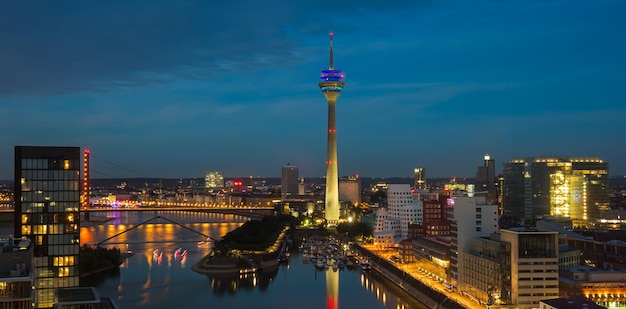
1,1,625,180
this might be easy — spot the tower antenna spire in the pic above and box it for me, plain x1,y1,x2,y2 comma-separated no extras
329,32,334,70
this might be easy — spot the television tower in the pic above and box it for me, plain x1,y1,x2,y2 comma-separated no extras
319,32,344,225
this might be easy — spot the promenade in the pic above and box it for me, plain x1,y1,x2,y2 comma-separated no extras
356,244,486,309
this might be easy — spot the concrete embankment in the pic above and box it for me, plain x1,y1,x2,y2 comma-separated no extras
353,245,466,309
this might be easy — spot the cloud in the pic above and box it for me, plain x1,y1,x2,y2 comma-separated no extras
0,0,430,97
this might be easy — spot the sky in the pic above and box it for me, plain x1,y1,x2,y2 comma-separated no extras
1,0,625,180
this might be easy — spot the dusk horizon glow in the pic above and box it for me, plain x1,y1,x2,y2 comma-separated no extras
1,1,625,180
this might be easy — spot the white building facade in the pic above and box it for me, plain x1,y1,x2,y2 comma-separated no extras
449,196,499,287
374,184,423,244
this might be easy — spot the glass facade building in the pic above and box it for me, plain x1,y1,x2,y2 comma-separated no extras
204,171,224,189
502,157,609,227
14,146,81,308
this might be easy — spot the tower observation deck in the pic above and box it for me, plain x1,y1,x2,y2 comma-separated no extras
319,33,344,225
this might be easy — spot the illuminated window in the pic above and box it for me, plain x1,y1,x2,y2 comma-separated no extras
63,160,70,169
58,267,70,277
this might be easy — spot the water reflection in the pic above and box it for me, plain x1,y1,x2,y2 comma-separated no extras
326,269,338,309
78,212,428,309
360,271,420,309
206,264,279,296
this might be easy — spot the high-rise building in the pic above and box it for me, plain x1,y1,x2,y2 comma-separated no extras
14,146,81,308
414,167,426,190
502,156,609,226
319,33,344,224
339,174,361,205
449,196,499,288
475,154,497,204
281,163,299,200
205,171,224,189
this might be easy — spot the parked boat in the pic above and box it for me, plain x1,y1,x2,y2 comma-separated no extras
315,259,326,270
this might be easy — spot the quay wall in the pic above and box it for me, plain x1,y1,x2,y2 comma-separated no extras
354,245,465,309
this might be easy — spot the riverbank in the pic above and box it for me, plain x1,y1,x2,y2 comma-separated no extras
353,244,468,309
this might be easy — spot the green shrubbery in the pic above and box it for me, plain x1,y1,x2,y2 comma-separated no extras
80,245,121,274
336,222,372,240
213,214,297,253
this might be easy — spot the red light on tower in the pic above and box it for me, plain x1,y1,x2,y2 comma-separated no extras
82,149,90,209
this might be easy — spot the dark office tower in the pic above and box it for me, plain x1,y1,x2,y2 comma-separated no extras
414,167,426,190
319,33,344,224
339,174,361,205
281,163,299,200
502,157,609,227
14,146,81,308
475,154,497,204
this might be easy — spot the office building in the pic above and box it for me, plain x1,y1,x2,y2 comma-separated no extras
559,265,626,306
449,196,499,287
14,146,81,308
281,163,299,200
414,167,426,190
339,174,361,205
0,238,33,308
502,157,609,226
374,184,422,244
205,171,224,189
540,298,606,309
422,196,450,237
475,154,497,204
319,33,344,224
460,228,559,308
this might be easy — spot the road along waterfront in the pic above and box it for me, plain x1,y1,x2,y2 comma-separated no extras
79,211,430,308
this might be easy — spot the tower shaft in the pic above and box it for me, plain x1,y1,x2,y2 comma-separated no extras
325,99,339,223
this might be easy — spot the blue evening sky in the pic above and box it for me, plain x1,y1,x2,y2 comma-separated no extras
1,0,625,180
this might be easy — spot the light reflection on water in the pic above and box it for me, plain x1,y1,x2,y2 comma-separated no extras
80,211,427,309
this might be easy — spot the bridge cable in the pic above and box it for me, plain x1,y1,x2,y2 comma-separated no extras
95,215,216,246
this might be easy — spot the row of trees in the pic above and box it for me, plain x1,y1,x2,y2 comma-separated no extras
213,214,298,254
79,245,121,274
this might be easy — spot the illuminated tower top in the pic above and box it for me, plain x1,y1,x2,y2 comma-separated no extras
319,32,344,99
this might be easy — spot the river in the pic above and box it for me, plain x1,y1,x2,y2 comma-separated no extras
9,210,429,309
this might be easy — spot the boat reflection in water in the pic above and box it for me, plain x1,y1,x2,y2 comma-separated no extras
206,264,280,295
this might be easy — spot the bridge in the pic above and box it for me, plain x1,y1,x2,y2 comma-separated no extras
92,215,219,246
1,205,275,216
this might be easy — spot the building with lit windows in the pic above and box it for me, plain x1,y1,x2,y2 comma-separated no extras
475,154,497,204
422,196,450,237
373,184,422,244
540,298,606,309
414,167,426,190
339,174,361,205
449,196,499,288
559,265,626,307
281,163,299,200
204,171,224,189
0,238,33,308
14,146,81,308
460,228,560,308
502,157,609,227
